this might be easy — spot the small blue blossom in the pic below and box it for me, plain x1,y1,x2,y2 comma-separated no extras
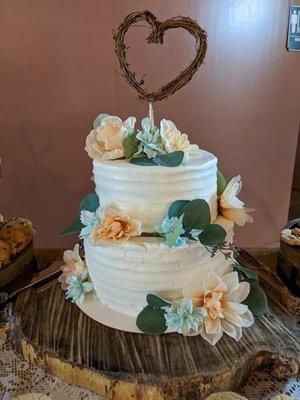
135,117,164,159
164,298,207,335
65,271,93,304
155,214,186,248
79,207,101,238
190,228,203,242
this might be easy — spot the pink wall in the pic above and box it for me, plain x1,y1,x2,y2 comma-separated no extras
0,0,299,248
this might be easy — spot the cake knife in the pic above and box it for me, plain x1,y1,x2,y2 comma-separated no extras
0,259,62,310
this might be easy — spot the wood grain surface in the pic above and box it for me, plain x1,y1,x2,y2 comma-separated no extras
7,248,300,400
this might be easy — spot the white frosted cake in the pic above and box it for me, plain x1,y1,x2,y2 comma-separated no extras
59,107,263,345
86,152,233,317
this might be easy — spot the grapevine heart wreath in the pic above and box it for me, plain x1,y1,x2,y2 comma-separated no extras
114,10,207,102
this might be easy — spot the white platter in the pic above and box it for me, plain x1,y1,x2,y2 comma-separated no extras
77,291,173,334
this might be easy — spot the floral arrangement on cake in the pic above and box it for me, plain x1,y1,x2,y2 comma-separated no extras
85,105,200,167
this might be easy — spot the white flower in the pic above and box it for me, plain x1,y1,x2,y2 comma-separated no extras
193,271,254,345
85,115,136,161
58,244,86,290
160,119,200,162
219,176,254,226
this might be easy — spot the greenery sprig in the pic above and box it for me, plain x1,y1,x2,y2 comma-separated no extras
205,241,239,259
136,294,171,334
234,263,268,316
130,151,184,167
60,194,100,236
161,198,228,251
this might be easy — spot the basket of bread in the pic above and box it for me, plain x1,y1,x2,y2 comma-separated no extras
0,215,36,287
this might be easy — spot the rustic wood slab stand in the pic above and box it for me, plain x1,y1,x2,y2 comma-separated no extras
6,249,300,400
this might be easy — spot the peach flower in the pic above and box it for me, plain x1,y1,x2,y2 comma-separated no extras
219,176,254,226
58,244,86,290
90,208,142,245
193,271,254,345
160,119,200,161
85,115,136,161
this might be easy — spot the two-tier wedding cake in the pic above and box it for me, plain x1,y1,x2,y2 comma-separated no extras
59,105,259,345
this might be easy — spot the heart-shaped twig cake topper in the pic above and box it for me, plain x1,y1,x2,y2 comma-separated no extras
114,10,207,102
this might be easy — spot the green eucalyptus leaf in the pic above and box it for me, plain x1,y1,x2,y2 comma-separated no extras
217,170,227,196
130,157,156,166
79,194,100,213
123,132,139,159
234,263,258,281
168,200,190,218
147,294,171,308
198,224,226,246
59,219,84,236
130,151,184,167
182,199,211,230
93,113,108,129
136,305,167,334
153,151,184,167
242,279,268,316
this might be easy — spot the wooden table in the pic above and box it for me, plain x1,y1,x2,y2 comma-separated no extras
5,248,300,400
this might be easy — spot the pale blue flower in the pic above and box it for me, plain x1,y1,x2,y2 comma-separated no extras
155,214,186,248
65,271,93,304
135,117,164,158
164,298,207,335
190,228,203,242
79,207,101,238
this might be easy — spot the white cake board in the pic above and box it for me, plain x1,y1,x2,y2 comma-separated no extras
77,291,173,334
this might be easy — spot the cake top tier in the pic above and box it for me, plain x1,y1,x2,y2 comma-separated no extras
92,149,218,233
85,105,204,168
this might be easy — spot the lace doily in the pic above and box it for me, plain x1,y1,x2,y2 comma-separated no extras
0,336,299,400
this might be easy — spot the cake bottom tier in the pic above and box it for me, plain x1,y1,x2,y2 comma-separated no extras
84,231,234,317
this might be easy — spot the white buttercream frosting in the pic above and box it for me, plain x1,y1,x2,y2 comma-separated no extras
93,149,218,232
84,226,234,316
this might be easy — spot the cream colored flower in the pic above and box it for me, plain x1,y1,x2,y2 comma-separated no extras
85,115,136,161
281,228,300,246
0,215,3,223
193,271,253,345
219,176,254,226
160,119,200,161
58,244,86,290
90,207,142,245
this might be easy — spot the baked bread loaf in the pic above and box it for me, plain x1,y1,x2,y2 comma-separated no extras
0,217,35,268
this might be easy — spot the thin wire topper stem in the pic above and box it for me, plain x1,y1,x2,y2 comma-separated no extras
149,102,154,129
